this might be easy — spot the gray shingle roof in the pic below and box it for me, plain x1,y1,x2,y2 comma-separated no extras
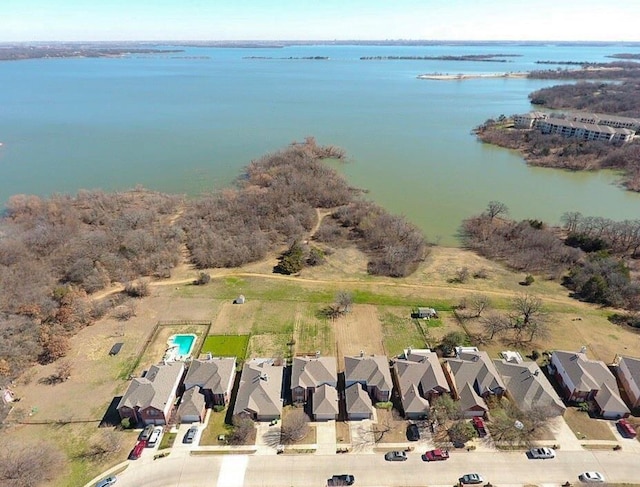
458,382,487,413
394,350,449,416
117,362,185,412
291,356,337,390
183,357,236,394
233,359,283,418
494,359,565,415
553,351,617,392
313,383,339,417
619,355,640,383
344,355,392,393
595,383,630,415
447,351,505,396
345,383,374,416
177,386,206,420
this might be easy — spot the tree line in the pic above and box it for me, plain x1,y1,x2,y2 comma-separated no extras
460,202,640,311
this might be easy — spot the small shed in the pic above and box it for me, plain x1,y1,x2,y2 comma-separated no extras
234,295,246,305
414,307,437,319
109,343,124,356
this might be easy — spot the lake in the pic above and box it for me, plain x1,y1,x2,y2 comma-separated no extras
1,42,640,245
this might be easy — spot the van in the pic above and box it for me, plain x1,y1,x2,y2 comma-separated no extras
139,424,154,441
147,426,162,447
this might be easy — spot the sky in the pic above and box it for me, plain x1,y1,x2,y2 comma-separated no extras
2,0,639,43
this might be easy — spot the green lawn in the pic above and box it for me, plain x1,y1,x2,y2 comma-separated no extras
201,335,250,359
159,432,177,450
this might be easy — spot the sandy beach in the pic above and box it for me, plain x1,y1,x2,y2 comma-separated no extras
417,72,528,80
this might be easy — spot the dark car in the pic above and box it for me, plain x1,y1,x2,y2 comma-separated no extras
184,426,198,444
384,450,408,461
128,440,146,460
459,473,484,485
327,474,355,486
406,423,420,441
139,424,154,441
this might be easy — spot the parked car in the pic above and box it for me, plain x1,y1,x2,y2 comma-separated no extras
327,474,355,485
139,424,154,441
384,451,408,461
423,448,449,461
147,426,163,447
406,423,420,441
471,416,487,437
528,447,555,459
617,418,637,438
184,426,198,444
459,473,484,485
578,472,605,483
128,440,146,460
96,477,117,487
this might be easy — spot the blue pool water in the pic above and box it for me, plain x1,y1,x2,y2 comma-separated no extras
171,334,196,356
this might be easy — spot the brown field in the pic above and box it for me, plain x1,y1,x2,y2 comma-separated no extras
334,304,385,371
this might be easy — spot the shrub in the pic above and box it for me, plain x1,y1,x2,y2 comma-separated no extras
120,417,132,429
213,405,225,413
523,274,535,286
124,280,150,297
194,272,211,285
374,401,393,410
274,241,305,275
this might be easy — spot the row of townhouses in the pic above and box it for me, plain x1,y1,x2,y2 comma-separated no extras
512,111,638,143
117,348,640,426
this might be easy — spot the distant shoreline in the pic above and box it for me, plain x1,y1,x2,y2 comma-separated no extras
417,72,528,80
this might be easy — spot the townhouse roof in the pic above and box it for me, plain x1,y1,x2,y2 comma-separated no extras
183,357,236,394
568,111,640,126
117,361,185,412
177,386,206,419
494,359,565,414
395,350,450,394
595,383,630,415
313,383,339,417
552,350,617,392
447,351,506,396
233,359,283,418
344,355,392,393
619,355,640,380
345,383,374,416
458,382,487,412
400,383,430,416
291,356,337,390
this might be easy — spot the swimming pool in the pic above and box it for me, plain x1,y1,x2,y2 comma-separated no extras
169,334,196,357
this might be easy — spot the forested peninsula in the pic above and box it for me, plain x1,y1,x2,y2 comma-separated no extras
0,139,426,383
475,76,640,191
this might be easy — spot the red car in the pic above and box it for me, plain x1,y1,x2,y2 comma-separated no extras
472,416,487,437
423,448,450,461
129,440,146,460
617,418,636,438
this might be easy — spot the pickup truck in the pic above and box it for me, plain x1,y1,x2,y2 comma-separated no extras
423,448,449,461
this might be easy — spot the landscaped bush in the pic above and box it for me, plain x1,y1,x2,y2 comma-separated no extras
374,401,393,410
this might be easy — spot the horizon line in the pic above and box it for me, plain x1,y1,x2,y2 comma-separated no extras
2,39,640,44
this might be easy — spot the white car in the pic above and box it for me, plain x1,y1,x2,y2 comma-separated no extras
529,447,555,459
578,472,605,483
147,426,163,447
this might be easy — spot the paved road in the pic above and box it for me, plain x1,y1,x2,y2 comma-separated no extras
106,449,639,487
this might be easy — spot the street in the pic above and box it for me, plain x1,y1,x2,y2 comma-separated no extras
108,449,639,487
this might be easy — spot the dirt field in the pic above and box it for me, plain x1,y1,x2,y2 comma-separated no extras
334,304,385,372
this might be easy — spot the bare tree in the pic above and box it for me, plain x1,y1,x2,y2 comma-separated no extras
228,416,255,445
335,291,353,314
448,420,476,445
279,410,310,444
511,294,548,342
82,430,123,459
54,360,72,382
485,201,509,220
39,334,70,364
0,441,64,487
481,312,509,340
470,294,491,317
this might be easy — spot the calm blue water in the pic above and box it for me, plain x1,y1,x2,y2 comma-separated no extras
171,334,195,356
1,43,640,244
